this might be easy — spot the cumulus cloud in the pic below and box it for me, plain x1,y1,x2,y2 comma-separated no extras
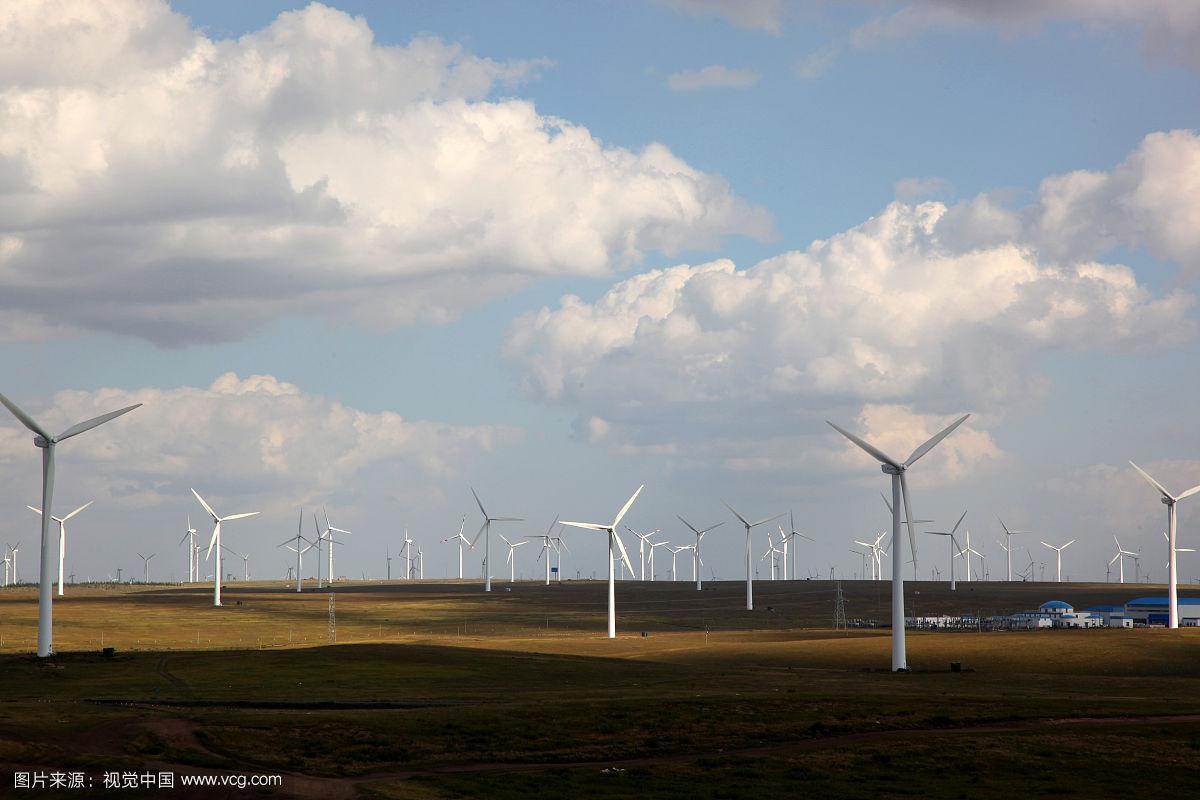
657,0,787,34
505,133,1197,470
667,65,761,91
0,373,519,514
850,0,1200,68
0,0,770,346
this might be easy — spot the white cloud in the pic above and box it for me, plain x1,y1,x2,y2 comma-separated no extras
667,65,761,91
850,1,1200,69
894,176,951,202
504,133,1197,470
794,42,841,80
0,373,519,514
658,0,787,34
0,0,770,346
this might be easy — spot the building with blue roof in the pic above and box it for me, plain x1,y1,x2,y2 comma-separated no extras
1124,597,1200,626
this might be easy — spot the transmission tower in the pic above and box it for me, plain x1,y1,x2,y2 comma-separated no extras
833,580,848,631
328,594,337,643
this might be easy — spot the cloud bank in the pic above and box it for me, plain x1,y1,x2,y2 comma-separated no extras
0,1,770,346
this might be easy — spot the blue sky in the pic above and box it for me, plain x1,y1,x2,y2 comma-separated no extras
2,0,1200,586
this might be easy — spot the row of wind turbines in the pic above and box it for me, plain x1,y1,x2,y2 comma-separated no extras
3,389,1196,670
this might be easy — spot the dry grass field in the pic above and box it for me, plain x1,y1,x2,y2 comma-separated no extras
2,578,1200,798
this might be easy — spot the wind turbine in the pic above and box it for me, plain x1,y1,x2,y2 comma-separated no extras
526,516,560,585
561,485,642,638
442,517,469,579
958,530,983,582
1129,461,1200,629
6,542,18,584
0,391,141,657
647,539,669,582
1110,535,1137,584
279,510,314,593
136,552,155,583
996,517,1028,581
26,500,92,596
828,413,970,672
760,532,783,581
1162,531,1195,581
677,516,722,591
498,533,529,582
1039,539,1075,582
179,515,199,583
3,550,10,586
627,528,659,581
724,503,784,611
926,509,967,591
779,511,814,581
401,528,415,579
192,488,259,607
321,507,350,584
854,531,888,580
469,488,522,592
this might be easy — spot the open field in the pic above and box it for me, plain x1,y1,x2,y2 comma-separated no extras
3,579,1200,798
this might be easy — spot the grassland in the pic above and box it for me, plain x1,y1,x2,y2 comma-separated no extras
2,578,1199,798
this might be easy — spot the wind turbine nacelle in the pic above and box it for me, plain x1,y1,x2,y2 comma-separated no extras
33,435,50,448
881,464,901,475
1162,497,1173,506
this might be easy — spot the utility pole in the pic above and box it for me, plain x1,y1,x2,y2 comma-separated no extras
833,581,848,631
328,594,336,643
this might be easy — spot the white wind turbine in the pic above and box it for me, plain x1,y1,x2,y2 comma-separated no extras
551,535,568,582
853,531,888,580
280,510,314,593
469,488,522,592
561,485,642,638
499,532,529,582
137,552,156,583
627,528,660,581
401,528,415,579
1039,539,1075,583
321,507,350,584
179,515,199,583
926,509,967,591
6,542,19,584
958,529,983,582
760,532,783,581
3,549,10,587
1162,531,1195,581
667,545,688,581
677,515,722,591
647,538,669,582
724,503,784,611
26,500,92,597
996,517,1028,581
828,413,970,672
779,511,814,581
1110,535,1137,584
192,488,259,607
442,517,469,579
0,391,141,657
526,517,560,585
1130,461,1200,629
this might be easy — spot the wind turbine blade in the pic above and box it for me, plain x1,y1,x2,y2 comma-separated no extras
899,471,917,567
904,414,970,467
826,420,901,469
491,517,523,522
1109,553,1120,566
677,515,701,535
880,492,893,515
612,529,635,575
612,485,644,529
26,505,42,516
1040,541,1052,549
469,521,488,548
560,521,607,531
951,509,968,535
57,403,141,442
470,487,488,518
0,393,52,440
191,489,218,520
62,500,94,521
544,515,560,537
701,522,725,534
722,502,751,527
1129,461,1173,500
1063,539,1076,549
278,536,298,548
750,513,784,528
222,512,260,522
206,522,221,560
1178,483,1200,501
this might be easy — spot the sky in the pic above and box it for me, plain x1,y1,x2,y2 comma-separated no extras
3,0,1200,587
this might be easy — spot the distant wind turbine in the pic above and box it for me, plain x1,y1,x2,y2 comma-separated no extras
192,488,259,607
996,517,1028,581
1110,535,1137,584
1039,539,1075,583
442,517,469,579
0,391,141,657
926,509,967,591
136,552,156,583
499,532,529,582
561,485,642,638
724,502,784,611
677,516,722,591
27,500,92,596
526,516,560,585
179,515,199,583
469,488,522,592
827,413,970,672
280,509,314,593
